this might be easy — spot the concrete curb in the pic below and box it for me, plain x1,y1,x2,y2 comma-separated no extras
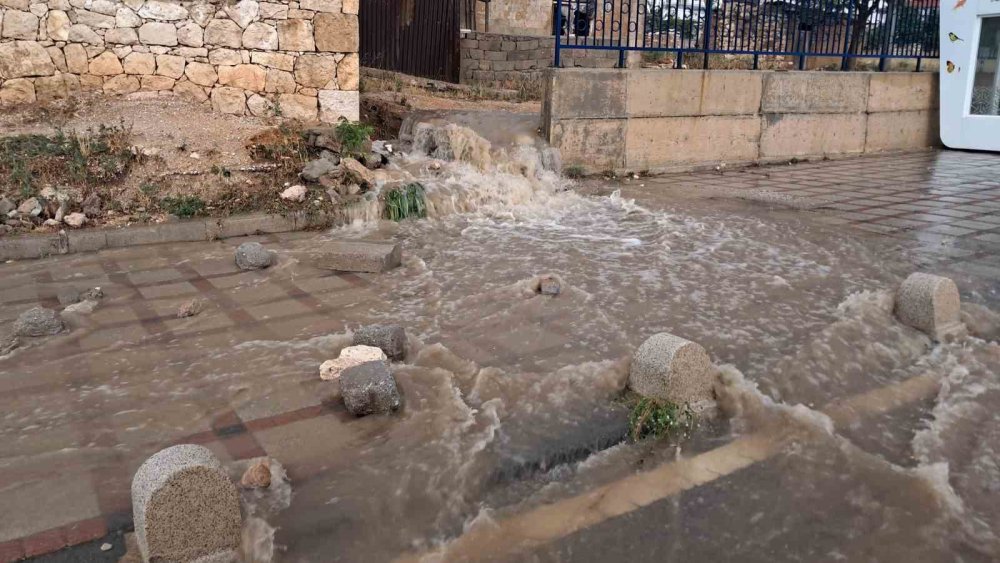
0,212,339,262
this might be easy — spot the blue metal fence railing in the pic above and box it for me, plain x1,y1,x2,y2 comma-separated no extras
554,0,940,71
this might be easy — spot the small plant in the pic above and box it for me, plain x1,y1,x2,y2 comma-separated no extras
161,195,206,218
564,165,586,179
210,165,232,178
628,397,695,442
139,182,161,198
335,119,375,156
383,182,427,222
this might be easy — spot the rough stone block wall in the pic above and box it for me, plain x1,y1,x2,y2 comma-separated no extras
0,0,359,122
483,0,551,36
460,31,625,89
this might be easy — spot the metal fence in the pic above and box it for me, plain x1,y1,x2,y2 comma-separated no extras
554,0,940,71
360,0,461,82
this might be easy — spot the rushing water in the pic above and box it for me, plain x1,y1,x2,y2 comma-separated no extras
2,114,999,562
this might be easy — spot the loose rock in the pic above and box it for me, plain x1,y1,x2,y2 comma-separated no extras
18,197,42,217
628,333,715,407
177,298,205,318
240,458,272,489
353,324,406,361
81,287,104,301
235,242,275,270
131,444,242,562
300,158,340,182
341,157,375,187
340,360,402,416
280,184,307,202
0,198,15,216
319,344,387,380
82,193,103,217
538,275,561,296
64,212,87,228
13,307,64,337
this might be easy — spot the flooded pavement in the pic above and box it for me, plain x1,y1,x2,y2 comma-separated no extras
1,115,999,562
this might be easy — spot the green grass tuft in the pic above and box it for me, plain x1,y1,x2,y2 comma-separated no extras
383,182,427,222
628,397,696,442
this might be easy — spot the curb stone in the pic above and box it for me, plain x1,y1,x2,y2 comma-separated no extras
0,212,339,262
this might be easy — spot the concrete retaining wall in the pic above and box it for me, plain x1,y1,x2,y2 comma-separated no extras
543,68,941,173
0,0,359,122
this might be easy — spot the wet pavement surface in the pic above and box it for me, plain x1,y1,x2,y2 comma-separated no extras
1,147,999,562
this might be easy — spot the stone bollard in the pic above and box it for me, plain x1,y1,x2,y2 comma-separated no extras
894,272,964,341
628,333,715,407
132,444,242,563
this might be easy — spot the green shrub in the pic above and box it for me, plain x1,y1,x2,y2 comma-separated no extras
628,397,695,442
384,182,427,222
335,119,375,155
161,195,206,218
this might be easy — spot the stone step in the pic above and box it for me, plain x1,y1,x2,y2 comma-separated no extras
316,240,402,273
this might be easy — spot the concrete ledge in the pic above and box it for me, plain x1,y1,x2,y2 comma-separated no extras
0,234,65,261
0,212,335,262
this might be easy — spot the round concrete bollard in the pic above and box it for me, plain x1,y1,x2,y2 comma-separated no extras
894,272,963,341
132,444,242,563
628,333,715,406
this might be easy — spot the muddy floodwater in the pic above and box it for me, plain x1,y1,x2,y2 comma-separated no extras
1,114,999,562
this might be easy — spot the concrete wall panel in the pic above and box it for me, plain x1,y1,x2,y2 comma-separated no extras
868,73,939,113
626,116,760,170
865,110,939,153
760,113,867,158
762,72,870,114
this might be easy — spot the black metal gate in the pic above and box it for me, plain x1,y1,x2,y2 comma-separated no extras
360,0,462,83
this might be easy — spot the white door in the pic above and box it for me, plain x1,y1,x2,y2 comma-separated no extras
940,0,1000,151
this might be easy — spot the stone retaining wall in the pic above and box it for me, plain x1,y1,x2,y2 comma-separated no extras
460,31,631,88
543,68,940,173
0,0,359,121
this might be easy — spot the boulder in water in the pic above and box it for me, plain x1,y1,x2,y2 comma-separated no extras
894,272,965,341
235,242,275,271
353,324,406,361
14,307,64,337
538,275,561,296
628,333,715,407
340,360,402,416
